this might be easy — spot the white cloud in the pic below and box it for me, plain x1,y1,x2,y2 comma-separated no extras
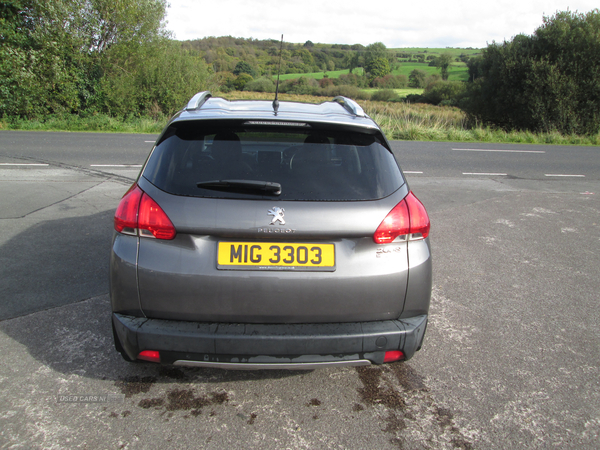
165,1,598,48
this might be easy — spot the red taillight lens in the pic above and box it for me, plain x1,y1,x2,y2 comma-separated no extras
114,184,143,235
138,350,161,363
114,184,176,240
384,350,405,363
374,191,430,244
138,192,176,240
374,199,409,244
405,191,430,239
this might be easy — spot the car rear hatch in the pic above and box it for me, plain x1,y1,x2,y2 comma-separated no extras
134,120,411,324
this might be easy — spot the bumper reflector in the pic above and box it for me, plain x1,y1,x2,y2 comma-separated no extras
384,350,405,363
138,350,161,363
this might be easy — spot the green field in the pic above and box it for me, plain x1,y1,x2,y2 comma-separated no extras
276,68,364,81
277,62,468,82
391,62,469,82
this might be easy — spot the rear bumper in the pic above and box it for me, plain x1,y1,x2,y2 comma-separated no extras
112,313,427,369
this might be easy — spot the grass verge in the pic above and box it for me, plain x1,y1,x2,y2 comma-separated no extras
0,114,165,134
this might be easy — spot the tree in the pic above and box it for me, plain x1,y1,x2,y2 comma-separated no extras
435,53,452,80
464,9,600,135
0,0,86,116
364,42,387,67
0,0,202,118
365,57,391,85
233,60,256,77
99,39,212,116
78,0,169,53
343,51,359,73
408,69,427,88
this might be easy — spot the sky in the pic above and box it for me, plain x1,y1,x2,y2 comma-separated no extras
164,0,598,48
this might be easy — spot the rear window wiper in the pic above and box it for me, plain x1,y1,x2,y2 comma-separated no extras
197,179,282,195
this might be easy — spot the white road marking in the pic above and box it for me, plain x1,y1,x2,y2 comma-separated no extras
90,164,142,168
144,140,155,143
404,171,423,174
462,172,507,176
0,163,49,166
452,148,545,154
544,174,585,177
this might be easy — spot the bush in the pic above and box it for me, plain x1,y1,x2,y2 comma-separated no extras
243,77,276,93
371,89,400,102
233,73,254,91
372,74,408,89
404,94,425,104
319,77,335,88
214,71,236,93
422,81,467,106
337,73,368,88
423,74,441,88
279,77,319,95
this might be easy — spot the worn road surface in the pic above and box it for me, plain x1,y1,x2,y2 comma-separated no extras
1,131,599,449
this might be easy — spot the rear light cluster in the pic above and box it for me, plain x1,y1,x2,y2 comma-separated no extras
114,184,176,240
374,191,430,244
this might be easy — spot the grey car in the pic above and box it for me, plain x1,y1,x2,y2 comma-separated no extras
110,92,431,369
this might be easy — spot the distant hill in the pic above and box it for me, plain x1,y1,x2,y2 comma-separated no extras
180,36,481,78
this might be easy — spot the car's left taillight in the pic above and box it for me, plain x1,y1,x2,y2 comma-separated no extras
114,184,176,240
374,191,430,244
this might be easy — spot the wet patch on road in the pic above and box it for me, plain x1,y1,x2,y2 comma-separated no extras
137,389,229,414
114,376,157,398
356,364,474,449
357,366,406,409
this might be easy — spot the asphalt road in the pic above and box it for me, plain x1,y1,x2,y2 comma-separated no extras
1,130,599,449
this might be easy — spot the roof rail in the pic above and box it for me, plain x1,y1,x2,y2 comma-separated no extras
186,91,212,111
332,96,365,117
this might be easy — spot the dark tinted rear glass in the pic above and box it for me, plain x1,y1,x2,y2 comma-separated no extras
143,122,404,201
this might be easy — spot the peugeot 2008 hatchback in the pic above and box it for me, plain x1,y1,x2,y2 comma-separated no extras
110,92,432,369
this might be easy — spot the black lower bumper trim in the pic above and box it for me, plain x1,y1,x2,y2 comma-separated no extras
112,314,428,366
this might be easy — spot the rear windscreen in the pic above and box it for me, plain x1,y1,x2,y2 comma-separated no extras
142,122,404,201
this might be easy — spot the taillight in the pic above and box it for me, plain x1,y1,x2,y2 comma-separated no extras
114,184,143,236
383,350,405,363
138,350,161,363
114,184,176,240
404,191,430,240
138,193,177,240
374,191,430,244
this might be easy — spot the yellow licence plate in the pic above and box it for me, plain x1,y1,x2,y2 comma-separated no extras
217,242,335,271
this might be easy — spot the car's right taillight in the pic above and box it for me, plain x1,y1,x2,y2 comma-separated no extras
374,191,430,244
114,184,176,240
